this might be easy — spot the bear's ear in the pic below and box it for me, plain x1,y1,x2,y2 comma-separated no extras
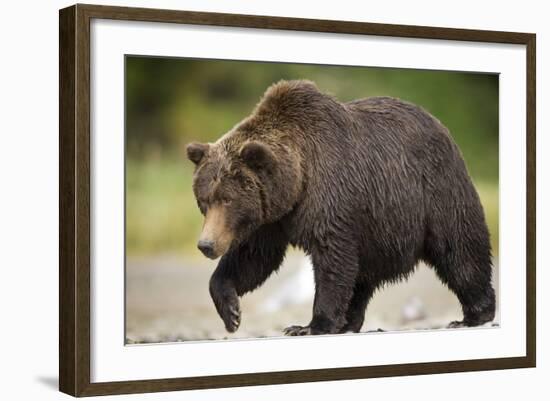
240,141,275,170
186,142,209,165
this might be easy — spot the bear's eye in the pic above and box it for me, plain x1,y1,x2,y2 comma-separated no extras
197,199,207,214
222,199,232,207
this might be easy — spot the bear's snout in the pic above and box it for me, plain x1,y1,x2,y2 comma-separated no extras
197,239,216,259
197,205,233,259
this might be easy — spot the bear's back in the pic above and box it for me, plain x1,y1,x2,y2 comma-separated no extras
345,96,464,186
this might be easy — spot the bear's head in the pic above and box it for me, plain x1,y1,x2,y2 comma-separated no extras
186,138,301,259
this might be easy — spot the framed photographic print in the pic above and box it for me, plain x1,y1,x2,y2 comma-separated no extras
59,3,536,397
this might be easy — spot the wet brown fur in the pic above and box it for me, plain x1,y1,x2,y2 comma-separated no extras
187,80,495,335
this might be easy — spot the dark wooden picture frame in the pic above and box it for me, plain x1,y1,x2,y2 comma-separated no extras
59,3,536,397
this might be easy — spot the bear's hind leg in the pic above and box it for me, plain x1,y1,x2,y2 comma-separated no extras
428,254,495,328
424,196,496,328
447,278,496,329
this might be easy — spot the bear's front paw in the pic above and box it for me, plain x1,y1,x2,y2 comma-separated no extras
219,295,241,333
210,280,242,333
283,325,311,336
448,320,467,328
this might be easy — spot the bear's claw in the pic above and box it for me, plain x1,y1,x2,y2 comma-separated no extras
283,325,311,336
221,300,241,333
448,318,494,329
210,278,242,333
448,320,467,328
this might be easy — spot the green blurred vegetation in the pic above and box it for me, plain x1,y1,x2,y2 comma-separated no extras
126,56,499,256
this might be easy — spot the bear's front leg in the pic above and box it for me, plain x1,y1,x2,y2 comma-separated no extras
209,224,288,333
285,245,359,336
209,273,241,333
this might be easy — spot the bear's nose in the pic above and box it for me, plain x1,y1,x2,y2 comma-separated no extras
197,240,216,258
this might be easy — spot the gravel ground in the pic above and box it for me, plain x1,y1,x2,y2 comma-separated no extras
126,253,499,344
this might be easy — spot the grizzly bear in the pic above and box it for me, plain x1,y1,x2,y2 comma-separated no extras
186,80,495,335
